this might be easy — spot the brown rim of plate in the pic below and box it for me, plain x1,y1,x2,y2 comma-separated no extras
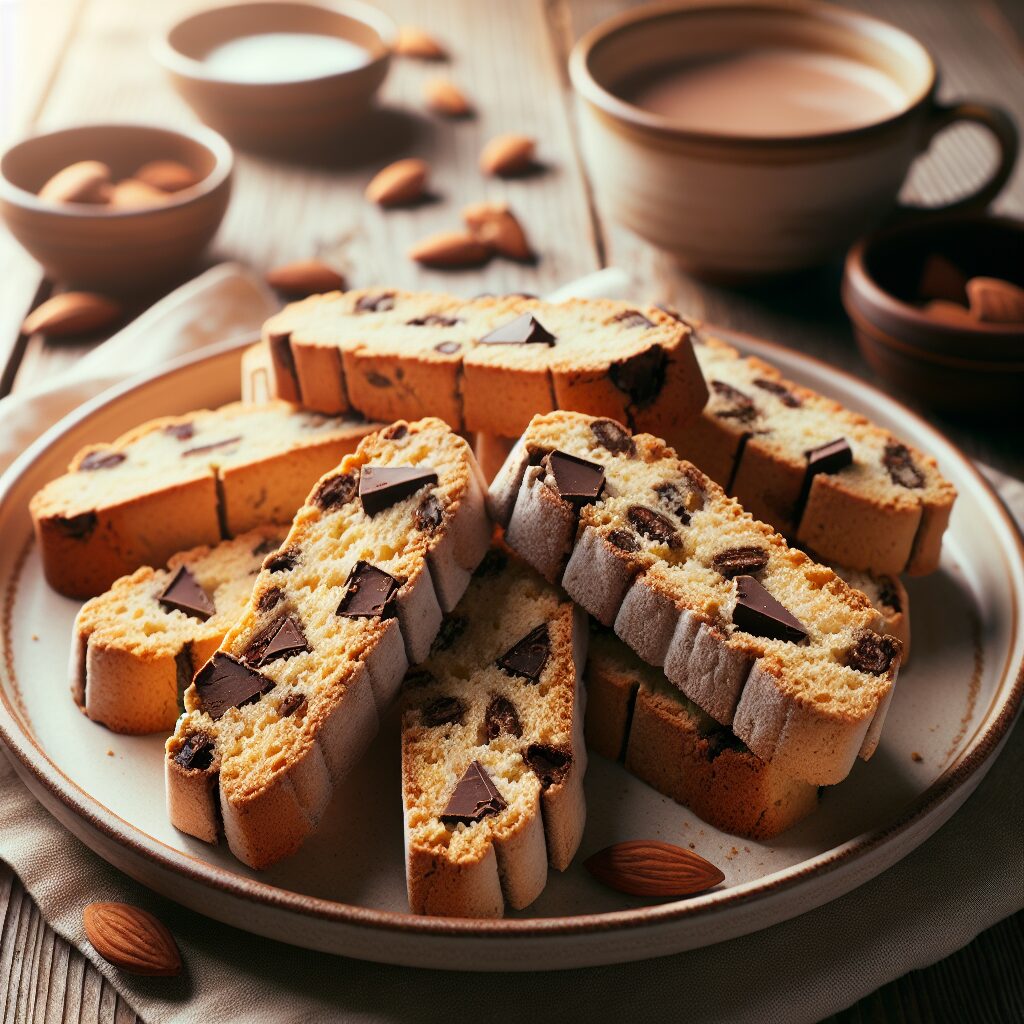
569,0,937,149
0,331,1020,938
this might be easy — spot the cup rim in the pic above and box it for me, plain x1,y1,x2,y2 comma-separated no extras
153,0,396,87
0,122,234,219
569,0,938,147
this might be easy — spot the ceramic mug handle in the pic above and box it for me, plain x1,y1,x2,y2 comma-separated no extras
903,100,1019,215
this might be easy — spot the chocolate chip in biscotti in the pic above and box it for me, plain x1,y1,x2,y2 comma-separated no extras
415,494,444,532
590,418,635,456
610,346,667,409
523,744,572,788
434,341,461,354
877,577,902,614
496,624,550,682
182,436,242,457
164,422,195,441
608,528,639,553
627,505,681,548
421,695,466,727
404,668,437,689
158,566,215,621
883,442,925,489
194,653,276,720
611,309,654,329
255,615,310,666
382,423,408,440
753,378,801,408
408,314,460,326
336,561,400,618
847,632,899,674
313,472,358,511
432,614,468,652
545,450,605,509
712,546,769,578
805,438,853,478
278,692,307,718
710,380,757,423
440,760,507,825
359,465,439,516
256,586,283,613
485,695,522,740
479,313,556,346
173,731,214,771
733,575,808,643
356,291,395,312
174,645,193,708
654,481,694,524
79,451,126,471
265,546,300,573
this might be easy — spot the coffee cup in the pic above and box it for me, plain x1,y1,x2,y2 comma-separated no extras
569,1,1018,280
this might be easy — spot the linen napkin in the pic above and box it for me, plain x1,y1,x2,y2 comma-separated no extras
0,264,1020,1024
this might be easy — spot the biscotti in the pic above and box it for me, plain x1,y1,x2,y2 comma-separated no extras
71,528,284,735
672,325,955,576
30,401,376,599
489,411,903,786
165,418,491,869
585,627,817,840
263,288,708,439
402,547,587,917
829,563,910,661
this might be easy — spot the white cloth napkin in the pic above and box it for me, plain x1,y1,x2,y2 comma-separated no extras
0,264,1020,1024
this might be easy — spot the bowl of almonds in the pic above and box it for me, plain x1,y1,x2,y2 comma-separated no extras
0,122,233,293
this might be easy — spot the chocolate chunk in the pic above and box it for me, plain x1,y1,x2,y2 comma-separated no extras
415,494,444,532
475,549,508,578
712,546,769,578
252,537,280,557
256,616,309,666
382,423,408,440
484,695,522,740
496,624,550,682
883,443,925,489
590,418,635,456
421,696,466,727
609,346,666,408
278,691,307,718
164,422,195,440
479,313,556,346
627,505,680,548
754,378,801,408
608,528,639,553
440,761,507,826
183,436,242,457
174,644,193,708
356,292,395,312
711,380,757,423
408,314,460,326
366,372,392,388
434,341,461,355
256,586,283,613
806,437,853,477
158,566,215,621
523,744,572,788
173,731,214,771
265,546,299,573
336,561,399,618
877,577,902,614
403,668,437,689
545,450,605,509
79,451,126,471
51,511,97,540
432,614,468,652
733,576,808,643
654,482,692,524
612,309,654,329
359,465,439,516
194,653,275,720
313,472,357,511
848,632,899,675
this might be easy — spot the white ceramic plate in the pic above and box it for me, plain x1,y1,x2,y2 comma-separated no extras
0,332,1021,971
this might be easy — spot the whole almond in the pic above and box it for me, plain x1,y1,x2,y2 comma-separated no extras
22,292,122,337
480,134,535,177
133,159,200,193
38,160,111,204
109,178,169,210
408,230,492,268
463,201,533,262
394,25,446,60
584,840,725,897
83,902,182,977
424,78,473,117
265,259,347,296
365,158,429,207
966,276,1024,324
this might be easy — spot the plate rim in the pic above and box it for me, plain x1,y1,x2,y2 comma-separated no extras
1,329,1021,940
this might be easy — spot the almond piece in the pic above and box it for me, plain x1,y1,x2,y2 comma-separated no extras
109,179,169,210
408,230,492,268
966,276,1024,324
365,158,430,207
480,134,536,177
394,25,446,60
265,259,347,297
463,201,533,262
424,77,473,118
83,902,182,977
22,292,122,337
133,159,200,193
584,840,725,897
38,160,112,204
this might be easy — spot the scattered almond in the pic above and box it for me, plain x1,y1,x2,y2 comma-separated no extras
133,159,200,193
365,158,430,207
408,230,492,268
394,25,446,60
463,201,533,262
22,292,122,337
584,840,725,898
966,276,1024,324
38,160,112,204
265,259,347,297
83,902,182,977
424,78,473,117
109,179,169,210
480,134,536,177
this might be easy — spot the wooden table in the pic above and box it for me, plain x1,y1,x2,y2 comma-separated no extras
1,0,1021,1020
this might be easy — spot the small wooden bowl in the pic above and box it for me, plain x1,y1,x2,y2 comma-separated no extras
154,1,395,153
0,123,233,294
842,214,1024,414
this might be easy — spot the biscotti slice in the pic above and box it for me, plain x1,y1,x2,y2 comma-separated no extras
30,401,376,599
165,418,492,869
402,547,587,917
828,563,910,661
585,627,817,840
71,528,284,735
675,329,955,576
490,411,903,785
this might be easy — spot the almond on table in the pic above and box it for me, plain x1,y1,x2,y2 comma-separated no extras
394,25,447,59
265,259,347,297
424,77,473,117
365,157,430,207
408,230,492,268
463,201,533,262
21,292,122,337
83,903,182,977
480,134,536,176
